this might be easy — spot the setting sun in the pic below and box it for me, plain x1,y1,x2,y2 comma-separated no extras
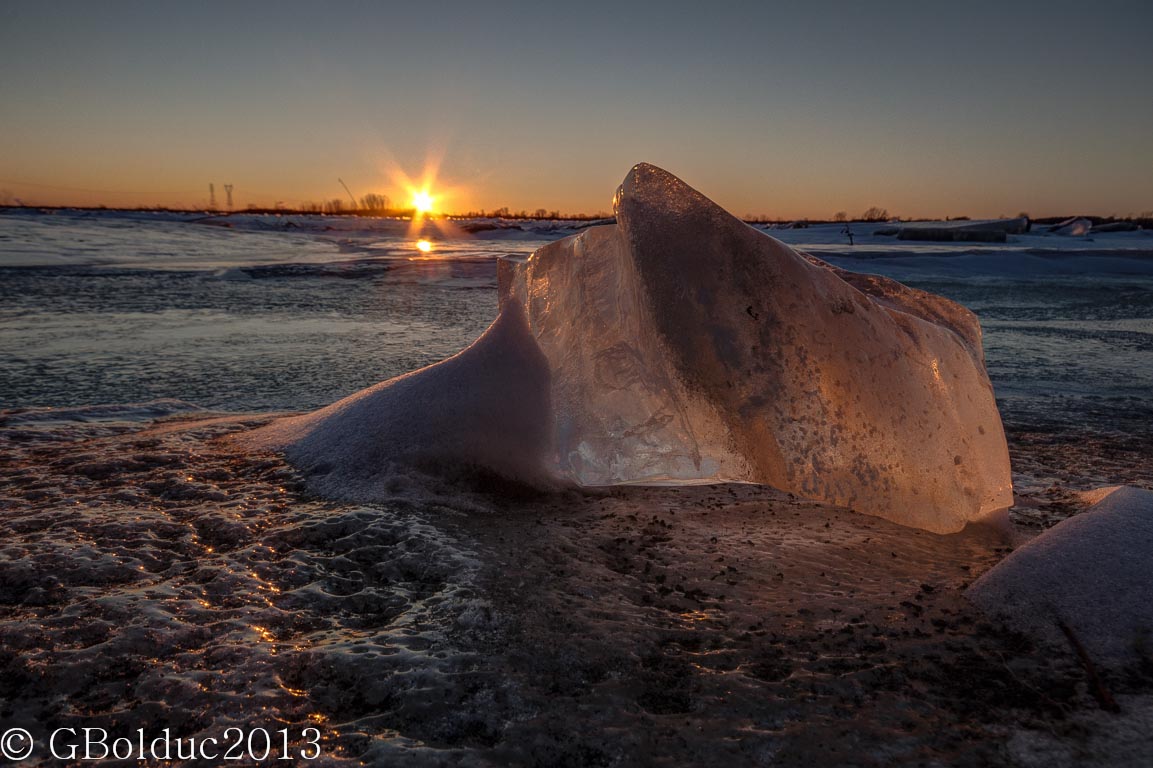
415,239,432,253
411,191,434,214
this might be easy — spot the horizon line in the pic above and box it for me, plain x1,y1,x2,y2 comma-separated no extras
3,203,1150,226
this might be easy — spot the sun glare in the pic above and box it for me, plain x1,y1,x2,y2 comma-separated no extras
379,154,460,242
411,191,435,214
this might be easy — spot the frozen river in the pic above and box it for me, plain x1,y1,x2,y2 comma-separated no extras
3,209,1152,443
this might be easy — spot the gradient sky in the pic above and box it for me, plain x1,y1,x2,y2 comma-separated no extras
1,0,1150,218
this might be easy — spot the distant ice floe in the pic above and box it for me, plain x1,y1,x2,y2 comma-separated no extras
245,164,1014,533
886,217,1031,243
1049,217,1093,237
967,485,1153,671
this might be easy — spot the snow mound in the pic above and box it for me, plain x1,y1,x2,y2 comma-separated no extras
501,163,1012,532
967,486,1153,668
240,300,554,498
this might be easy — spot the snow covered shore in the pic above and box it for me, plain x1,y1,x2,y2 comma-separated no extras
3,405,1151,766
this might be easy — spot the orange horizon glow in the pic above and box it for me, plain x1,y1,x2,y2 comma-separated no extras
2,147,1150,221
3,160,1148,221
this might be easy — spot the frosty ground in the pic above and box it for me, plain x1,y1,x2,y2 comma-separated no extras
2,406,1152,766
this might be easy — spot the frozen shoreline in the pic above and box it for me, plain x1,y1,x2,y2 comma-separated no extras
2,408,1151,765
3,201,1152,765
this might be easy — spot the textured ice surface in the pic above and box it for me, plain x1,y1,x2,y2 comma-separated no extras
501,163,1013,532
967,485,1153,668
240,300,554,498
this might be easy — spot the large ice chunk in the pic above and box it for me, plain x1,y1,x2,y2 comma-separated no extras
967,486,1153,669
500,163,1012,532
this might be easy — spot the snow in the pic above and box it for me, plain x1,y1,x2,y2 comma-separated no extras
0,399,203,425
500,163,1013,532
5,410,1118,765
967,485,1153,669
239,299,555,499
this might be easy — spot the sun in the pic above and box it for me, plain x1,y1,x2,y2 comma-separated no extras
415,239,432,253
411,190,434,215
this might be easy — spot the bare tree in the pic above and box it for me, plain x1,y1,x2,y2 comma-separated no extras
860,206,889,222
833,211,848,222
360,193,390,212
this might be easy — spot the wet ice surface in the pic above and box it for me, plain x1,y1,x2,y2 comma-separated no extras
2,210,1153,764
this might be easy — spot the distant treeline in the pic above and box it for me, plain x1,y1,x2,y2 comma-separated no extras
743,208,1153,228
0,202,617,221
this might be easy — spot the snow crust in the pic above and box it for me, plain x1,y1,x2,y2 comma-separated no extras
241,300,554,498
502,163,1012,532
967,485,1153,668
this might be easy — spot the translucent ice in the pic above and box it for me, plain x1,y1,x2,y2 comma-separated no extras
500,163,1012,532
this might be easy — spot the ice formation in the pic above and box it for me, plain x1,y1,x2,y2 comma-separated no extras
241,300,554,499
500,163,1012,532
967,486,1153,668
1049,217,1092,236
249,163,1012,533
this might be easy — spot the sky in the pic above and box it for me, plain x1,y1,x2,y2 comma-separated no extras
0,0,1150,218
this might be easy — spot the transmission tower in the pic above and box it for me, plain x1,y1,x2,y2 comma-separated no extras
209,183,216,210
224,184,234,211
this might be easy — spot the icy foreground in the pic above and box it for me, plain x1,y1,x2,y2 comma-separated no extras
968,486,1153,669
248,164,1012,533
